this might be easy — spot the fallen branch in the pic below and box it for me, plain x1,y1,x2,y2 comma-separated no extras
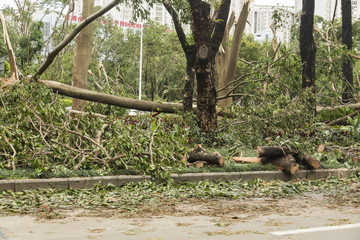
31,0,121,81
326,110,360,126
316,103,360,113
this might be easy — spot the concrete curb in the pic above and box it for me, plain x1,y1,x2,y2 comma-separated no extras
0,168,354,192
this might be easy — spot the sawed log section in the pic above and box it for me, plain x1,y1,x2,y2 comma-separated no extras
233,155,299,174
257,146,298,158
188,145,225,167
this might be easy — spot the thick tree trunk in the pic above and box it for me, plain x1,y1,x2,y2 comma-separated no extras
196,59,218,131
300,0,316,91
72,0,94,112
341,0,353,103
190,0,230,132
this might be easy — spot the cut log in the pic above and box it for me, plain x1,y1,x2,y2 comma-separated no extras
300,154,322,169
268,154,299,174
233,154,299,174
188,145,225,167
232,157,270,164
195,161,208,168
257,146,298,158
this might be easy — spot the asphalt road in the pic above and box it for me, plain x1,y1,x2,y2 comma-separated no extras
1,206,360,240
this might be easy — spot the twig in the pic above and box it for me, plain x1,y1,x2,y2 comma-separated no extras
149,119,161,165
1,133,16,170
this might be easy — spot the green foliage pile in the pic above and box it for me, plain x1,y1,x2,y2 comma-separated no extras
0,83,190,180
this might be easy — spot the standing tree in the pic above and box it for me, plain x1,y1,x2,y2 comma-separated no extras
341,0,353,103
300,0,316,91
189,0,230,132
72,0,94,112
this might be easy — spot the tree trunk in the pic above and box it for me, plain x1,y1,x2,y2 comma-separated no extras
217,1,251,108
300,0,316,91
341,0,353,103
190,0,230,132
72,0,94,112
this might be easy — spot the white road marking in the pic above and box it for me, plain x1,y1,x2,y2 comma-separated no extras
271,223,360,236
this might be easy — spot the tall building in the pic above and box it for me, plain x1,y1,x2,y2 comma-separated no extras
294,0,360,20
246,2,296,42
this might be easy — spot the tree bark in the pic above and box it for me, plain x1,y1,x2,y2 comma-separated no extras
189,0,230,132
300,0,316,91
217,1,251,108
267,154,299,174
341,0,353,103
0,10,19,81
298,153,322,169
40,80,233,117
72,0,94,112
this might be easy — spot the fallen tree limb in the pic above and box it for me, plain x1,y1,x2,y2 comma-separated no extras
326,110,360,126
232,157,270,164
316,103,360,113
318,144,360,163
31,0,121,81
40,80,234,117
41,80,181,113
